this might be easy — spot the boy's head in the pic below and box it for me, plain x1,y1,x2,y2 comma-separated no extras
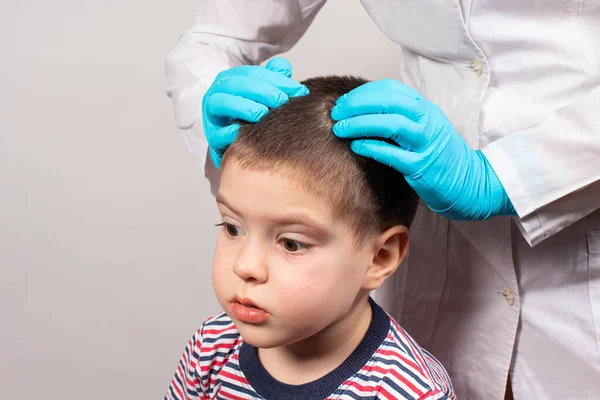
222,76,418,243
213,75,418,349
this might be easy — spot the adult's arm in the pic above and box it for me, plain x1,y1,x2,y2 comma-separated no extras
483,85,600,246
165,0,327,173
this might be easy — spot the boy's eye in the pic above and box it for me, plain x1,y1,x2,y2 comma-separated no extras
226,224,240,236
279,238,308,253
216,222,245,237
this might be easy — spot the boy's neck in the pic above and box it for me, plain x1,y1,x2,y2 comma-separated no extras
257,294,372,385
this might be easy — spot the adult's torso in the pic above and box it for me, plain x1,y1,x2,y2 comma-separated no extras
361,1,600,398
358,0,599,148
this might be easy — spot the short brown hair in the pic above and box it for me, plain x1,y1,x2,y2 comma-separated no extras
222,75,419,243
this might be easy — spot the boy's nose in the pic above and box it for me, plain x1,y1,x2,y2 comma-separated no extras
232,241,268,283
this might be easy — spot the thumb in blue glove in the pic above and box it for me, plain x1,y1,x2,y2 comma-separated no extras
331,78,516,221
202,57,309,168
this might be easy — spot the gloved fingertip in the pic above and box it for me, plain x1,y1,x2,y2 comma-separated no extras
335,94,347,105
331,105,342,121
332,121,340,135
224,123,241,138
251,106,269,122
209,149,222,170
332,120,345,136
208,124,240,153
289,85,309,98
275,93,290,106
274,67,293,78
265,57,293,78
350,139,364,153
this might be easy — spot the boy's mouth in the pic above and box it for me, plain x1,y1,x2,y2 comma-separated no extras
233,296,262,310
231,296,269,324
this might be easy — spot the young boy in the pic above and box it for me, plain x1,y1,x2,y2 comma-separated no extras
165,76,455,400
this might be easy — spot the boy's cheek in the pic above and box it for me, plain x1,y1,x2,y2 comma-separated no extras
211,261,238,315
272,276,359,329
213,236,237,268
212,245,234,295
272,264,352,307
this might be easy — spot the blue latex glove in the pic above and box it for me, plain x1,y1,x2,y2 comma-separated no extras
202,57,309,168
331,79,515,221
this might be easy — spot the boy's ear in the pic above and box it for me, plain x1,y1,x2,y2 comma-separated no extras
362,225,410,291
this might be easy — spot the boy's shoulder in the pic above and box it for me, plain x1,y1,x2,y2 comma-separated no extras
373,311,455,399
200,311,238,334
192,312,244,370
198,311,242,347
165,313,245,400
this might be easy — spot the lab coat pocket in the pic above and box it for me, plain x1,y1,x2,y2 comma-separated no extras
587,229,600,359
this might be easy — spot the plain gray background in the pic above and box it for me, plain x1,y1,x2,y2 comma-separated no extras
0,0,403,398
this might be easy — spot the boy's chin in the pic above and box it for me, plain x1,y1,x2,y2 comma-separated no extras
235,324,292,349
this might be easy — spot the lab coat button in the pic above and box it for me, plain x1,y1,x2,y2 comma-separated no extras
470,59,483,77
503,289,515,306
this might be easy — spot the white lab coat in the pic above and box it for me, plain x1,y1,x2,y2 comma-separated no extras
165,1,600,398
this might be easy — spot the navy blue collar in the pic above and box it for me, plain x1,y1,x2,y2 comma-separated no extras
239,297,389,399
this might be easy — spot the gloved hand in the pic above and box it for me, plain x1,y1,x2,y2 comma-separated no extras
202,57,309,168
331,79,516,221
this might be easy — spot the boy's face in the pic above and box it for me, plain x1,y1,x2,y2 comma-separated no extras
213,160,376,349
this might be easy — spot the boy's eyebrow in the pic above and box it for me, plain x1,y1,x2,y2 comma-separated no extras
268,213,328,233
216,192,328,232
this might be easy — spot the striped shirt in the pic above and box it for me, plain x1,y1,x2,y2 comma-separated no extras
165,298,455,400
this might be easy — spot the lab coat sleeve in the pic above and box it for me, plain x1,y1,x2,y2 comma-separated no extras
165,0,327,176
482,85,600,246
